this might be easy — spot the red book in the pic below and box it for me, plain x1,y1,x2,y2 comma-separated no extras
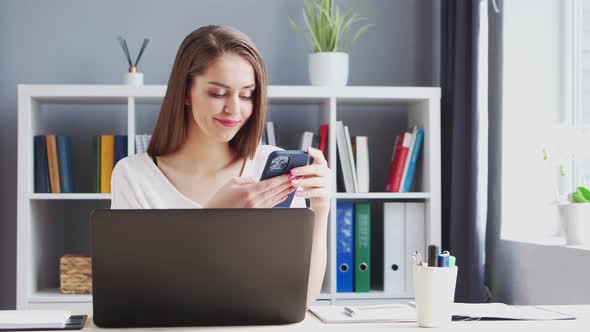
385,133,404,191
318,123,329,157
389,133,412,192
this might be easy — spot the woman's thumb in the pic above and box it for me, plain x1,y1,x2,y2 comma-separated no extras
234,176,257,185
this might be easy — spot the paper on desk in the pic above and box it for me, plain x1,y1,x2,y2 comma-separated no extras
453,303,575,320
308,304,417,323
0,310,71,329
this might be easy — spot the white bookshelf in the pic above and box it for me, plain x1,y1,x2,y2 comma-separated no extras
17,84,441,313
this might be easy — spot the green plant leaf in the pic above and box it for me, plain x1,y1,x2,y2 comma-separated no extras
573,190,589,203
302,7,323,52
349,23,374,51
578,186,590,202
289,17,312,52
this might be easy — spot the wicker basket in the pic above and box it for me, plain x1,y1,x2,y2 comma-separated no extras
59,254,92,294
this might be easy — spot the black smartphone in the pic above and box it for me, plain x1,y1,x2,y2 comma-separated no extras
259,150,311,208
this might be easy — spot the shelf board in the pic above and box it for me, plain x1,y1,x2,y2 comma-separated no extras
29,289,92,303
29,193,111,200
18,85,440,104
334,192,430,200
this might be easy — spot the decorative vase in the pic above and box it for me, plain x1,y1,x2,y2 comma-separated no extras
308,52,349,86
558,203,590,245
124,66,144,86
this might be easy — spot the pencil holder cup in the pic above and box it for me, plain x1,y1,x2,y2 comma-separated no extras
413,265,458,327
124,71,144,86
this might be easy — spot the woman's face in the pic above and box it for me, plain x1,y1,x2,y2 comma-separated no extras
187,53,256,143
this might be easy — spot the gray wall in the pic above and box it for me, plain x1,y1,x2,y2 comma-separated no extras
0,0,438,309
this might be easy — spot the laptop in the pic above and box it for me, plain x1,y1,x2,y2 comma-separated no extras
90,208,315,327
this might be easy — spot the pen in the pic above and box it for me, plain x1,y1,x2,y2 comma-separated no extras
438,252,449,267
412,251,424,266
427,245,439,267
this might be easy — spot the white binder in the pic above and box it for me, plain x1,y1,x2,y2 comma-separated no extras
383,202,425,297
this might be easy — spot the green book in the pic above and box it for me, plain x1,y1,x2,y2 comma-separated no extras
354,202,371,292
92,135,101,193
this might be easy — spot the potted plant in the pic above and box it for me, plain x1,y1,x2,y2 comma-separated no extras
559,185,590,245
289,0,373,86
543,145,590,245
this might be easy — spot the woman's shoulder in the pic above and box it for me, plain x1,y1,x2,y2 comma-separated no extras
112,152,153,179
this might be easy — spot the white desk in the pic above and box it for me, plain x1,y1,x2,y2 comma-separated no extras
78,305,589,331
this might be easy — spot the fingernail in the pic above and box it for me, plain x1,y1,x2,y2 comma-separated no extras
288,175,296,180
289,186,297,192
281,195,288,200
291,169,299,175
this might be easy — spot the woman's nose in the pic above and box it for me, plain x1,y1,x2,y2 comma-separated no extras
224,95,240,115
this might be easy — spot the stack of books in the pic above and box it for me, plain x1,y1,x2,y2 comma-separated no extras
92,135,127,193
385,126,424,193
34,135,74,193
261,121,330,161
336,121,370,193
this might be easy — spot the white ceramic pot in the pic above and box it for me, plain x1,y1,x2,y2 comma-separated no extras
124,72,144,86
308,52,349,86
558,203,590,245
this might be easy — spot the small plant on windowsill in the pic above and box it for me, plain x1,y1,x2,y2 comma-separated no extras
545,148,590,245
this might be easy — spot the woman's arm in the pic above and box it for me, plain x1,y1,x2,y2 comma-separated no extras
306,205,329,307
289,147,331,307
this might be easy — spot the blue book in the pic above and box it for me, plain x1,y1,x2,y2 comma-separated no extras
34,135,50,193
336,202,354,293
114,135,128,167
56,135,74,193
403,128,424,192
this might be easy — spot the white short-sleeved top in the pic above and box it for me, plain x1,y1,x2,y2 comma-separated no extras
110,145,306,209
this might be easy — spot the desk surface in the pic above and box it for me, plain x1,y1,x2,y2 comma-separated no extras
77,305,590,331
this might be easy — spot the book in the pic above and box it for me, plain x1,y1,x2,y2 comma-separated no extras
354,202,371,292
385,134,402,191
308,304,416,323
355,136,370,193
399,127,417,192
335,121,355,193
45,135,61,193
100,135,115,193
0,310,71,329
318,123,329,159
344,126,359,192
33,135,50,193
299,131,314,151
114,135,128,167
266,121,276,146
56,135,73,193
403,128,424,192
387,133,412,192
92,136,101,193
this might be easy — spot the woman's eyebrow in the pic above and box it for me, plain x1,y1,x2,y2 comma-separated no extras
207,81,256,89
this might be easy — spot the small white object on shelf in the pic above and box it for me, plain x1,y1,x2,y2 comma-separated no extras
124,67,144,86
0,310,71,329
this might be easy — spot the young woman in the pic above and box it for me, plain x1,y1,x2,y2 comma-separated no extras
110,25,331,306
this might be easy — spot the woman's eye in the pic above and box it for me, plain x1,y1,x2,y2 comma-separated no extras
209,92,226,98
240,95,253,100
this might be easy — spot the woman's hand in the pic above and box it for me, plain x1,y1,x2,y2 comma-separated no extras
204,174,296,209
289,147,331,214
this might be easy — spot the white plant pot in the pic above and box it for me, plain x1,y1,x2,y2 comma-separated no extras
124,72,144,86
558,203,590,245
308,52,349,86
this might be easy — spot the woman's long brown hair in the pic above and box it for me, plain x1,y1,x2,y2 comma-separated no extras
147,25,268,160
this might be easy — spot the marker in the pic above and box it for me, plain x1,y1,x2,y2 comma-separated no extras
449,255,456,267
427,245,439,267
438,253,450,267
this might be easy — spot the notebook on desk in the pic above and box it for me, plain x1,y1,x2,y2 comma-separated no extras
0,310,86,331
